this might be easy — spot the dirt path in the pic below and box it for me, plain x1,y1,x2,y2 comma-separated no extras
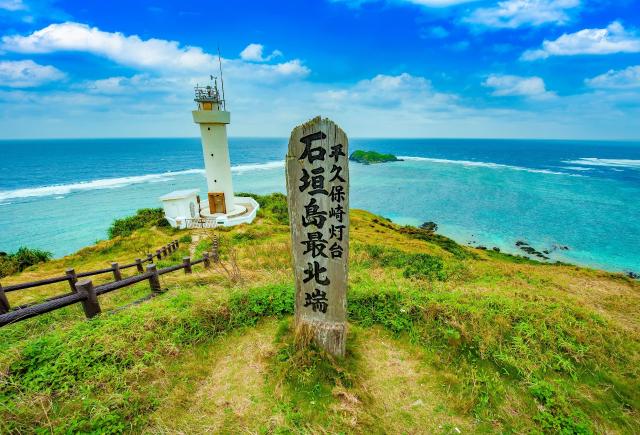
145,320,279,433
145,321,475,434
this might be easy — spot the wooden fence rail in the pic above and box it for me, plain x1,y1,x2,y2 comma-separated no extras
0,251,214,328
0,240,180,315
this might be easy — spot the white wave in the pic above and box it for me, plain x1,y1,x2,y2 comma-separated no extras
231,160,284,173
563,158,640,169
0,202,12,206
0,161,285,201
0,169,204,201
562,166,594,172
397,156,570,176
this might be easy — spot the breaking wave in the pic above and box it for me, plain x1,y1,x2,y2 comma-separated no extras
562,158,640,169
397,156,571,176
0,161,285,201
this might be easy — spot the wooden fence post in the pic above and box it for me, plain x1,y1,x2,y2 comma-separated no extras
146,253,153,263
183,257,192,274
0,283,9,314
169,242,174,253
111,262,122,281
156,249,162,260
135,258,144,273
65,268,78,293
175,239,179,249
147,264,162,294
76,280,101,319
162,247,167,258
203,252,210,269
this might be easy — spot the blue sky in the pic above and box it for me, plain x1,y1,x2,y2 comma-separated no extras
0,0,639,139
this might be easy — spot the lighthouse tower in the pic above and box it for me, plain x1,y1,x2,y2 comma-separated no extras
159,76,259,229
192,79,242,217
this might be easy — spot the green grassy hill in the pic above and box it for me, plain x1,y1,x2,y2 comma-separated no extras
0,193,638,434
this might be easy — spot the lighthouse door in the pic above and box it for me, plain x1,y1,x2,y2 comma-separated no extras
208,192,226,214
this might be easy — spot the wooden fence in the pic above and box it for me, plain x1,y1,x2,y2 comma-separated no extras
0,239,195,325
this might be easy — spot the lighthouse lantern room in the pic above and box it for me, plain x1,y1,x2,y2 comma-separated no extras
160,76,259,229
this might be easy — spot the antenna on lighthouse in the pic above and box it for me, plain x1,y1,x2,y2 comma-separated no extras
217,45,226,111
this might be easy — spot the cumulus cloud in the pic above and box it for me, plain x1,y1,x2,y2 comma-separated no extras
1,22,215,72
317,72,457,111
466,0,580,29
483,74,556,99
586,65,640,89
522,22,640,60
1,21,310,83
0,0,25,11
0,59,65,87
239,43,282,62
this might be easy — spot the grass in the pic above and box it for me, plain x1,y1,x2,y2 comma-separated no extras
0,193,638,433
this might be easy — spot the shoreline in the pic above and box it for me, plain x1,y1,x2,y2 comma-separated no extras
1,148,639,274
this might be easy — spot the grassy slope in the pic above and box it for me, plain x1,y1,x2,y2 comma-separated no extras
0,194,638,434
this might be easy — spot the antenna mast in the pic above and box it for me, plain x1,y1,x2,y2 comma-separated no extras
217,45,226,110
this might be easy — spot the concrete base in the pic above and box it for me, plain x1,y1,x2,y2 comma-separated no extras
165,196,259,229
201,203,247,219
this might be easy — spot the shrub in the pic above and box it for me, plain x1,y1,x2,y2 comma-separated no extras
403,254,447,281
237,192,289,224
0,247,52,278
363,244,450,281
108,208,169,239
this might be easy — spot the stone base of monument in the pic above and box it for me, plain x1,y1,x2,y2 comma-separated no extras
296,319,347,357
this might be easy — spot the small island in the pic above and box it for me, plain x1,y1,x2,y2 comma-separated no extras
349,150,401,165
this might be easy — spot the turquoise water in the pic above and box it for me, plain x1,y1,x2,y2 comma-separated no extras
0,138,639,273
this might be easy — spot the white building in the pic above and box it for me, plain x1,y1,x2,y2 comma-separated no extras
160,78,259,229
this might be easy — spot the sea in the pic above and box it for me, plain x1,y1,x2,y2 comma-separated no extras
1,137,639,274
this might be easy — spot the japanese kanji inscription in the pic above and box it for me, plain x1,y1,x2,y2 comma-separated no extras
286,116,349,357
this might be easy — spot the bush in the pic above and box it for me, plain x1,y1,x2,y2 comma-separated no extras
0,247,52,278
108,208,169,239
403,254,447,281
363,244,450,281
237,192,289,224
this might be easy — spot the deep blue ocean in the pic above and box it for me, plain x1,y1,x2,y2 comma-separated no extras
1,137,639,273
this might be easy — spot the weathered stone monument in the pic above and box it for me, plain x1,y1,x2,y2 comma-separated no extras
286,116,349,357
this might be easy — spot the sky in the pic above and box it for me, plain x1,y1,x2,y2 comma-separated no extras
0,0,639,139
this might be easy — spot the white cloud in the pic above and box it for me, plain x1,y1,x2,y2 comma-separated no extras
1,22,216,72
317,72,457,111
586,65,640,89
1,21,310,84
239,43,282,62
0,0,25,11
79,74,183,95
522,21,640,60
466,0,580,29
483,74,556,99
0,59,65,87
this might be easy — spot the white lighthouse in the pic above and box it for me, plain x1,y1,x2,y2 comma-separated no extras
160,77,259,229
